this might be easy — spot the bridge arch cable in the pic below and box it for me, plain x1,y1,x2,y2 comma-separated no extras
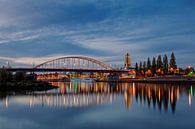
34,56,114,70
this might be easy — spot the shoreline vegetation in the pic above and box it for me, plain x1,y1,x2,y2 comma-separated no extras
0,68,55,92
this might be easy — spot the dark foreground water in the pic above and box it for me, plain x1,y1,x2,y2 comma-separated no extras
0,82,195,129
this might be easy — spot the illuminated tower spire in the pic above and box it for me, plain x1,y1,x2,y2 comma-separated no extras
124,52,131,69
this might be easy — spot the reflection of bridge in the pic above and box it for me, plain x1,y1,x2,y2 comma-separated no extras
5,56,132,73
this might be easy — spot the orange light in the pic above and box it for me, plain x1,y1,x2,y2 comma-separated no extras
188,66,192,69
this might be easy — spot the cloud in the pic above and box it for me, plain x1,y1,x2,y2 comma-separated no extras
0,0,195,67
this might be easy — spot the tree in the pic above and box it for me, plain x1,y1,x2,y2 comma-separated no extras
151,57,156,76
0,68,13,82
143,61,147,76
135,62,139,74
147,57,151,70
163,54,168,75
14,72,26,82
0,69,9,82
139,61,143,74
157,55,163,69
170,52,177,69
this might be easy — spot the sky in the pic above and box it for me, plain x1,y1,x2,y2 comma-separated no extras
0,0,195,68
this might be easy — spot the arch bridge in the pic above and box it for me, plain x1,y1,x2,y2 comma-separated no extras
35,56,114,70
5,56,131,74
34,56,125,80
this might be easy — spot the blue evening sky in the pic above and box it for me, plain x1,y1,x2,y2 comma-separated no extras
0,0,194,68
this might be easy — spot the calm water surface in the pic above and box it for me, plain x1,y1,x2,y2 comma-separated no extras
0,82,194,129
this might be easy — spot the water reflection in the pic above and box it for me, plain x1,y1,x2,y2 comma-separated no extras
1,82,194,114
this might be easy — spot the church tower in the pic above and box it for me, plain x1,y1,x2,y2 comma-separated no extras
124,52,131,69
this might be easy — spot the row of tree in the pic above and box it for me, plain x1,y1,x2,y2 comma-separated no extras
135,52,177,76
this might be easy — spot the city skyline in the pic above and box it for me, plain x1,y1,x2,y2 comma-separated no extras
0,0,195,68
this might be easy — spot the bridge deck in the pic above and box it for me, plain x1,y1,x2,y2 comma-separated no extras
4,68,132,73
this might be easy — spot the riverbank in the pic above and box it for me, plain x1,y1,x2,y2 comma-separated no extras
118,79,195,84
0,81,56,92
97,76,195,84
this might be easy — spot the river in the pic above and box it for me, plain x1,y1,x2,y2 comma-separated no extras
0,81,194,129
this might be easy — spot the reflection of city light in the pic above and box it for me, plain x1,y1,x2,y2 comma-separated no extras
5,97,9,108
177,88,180,100
188,86,193,107
189,93,192,107
190,86,193,96
2,82,193,113
133,83,135,95
30,98,32,108
171,90,174,104
158,90,161,101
